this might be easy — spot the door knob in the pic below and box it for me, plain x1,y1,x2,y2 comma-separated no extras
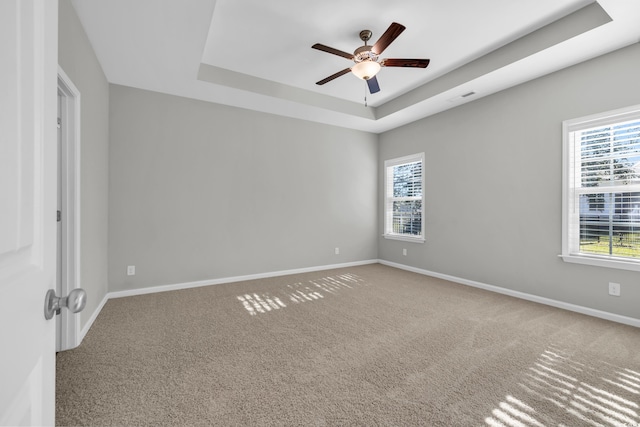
44,288,87,320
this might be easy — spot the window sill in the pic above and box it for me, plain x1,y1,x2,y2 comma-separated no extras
560,253,640,272
383,234,425,243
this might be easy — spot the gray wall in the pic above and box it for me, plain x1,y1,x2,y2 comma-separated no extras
379,43,640,319
58,0,110,330
108,85,378,292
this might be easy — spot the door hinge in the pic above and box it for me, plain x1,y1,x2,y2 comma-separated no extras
57,210,61,222
57,118,61,129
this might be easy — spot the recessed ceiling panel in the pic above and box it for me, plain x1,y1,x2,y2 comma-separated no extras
201,0,589,106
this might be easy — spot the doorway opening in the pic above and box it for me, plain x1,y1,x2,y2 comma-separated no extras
57,67,81,351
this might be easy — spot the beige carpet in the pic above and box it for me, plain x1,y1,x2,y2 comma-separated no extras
56,264,640,426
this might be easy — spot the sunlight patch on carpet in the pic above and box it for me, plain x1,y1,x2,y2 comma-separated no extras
485,344,640,427
236,273,367,315
237,293,286,315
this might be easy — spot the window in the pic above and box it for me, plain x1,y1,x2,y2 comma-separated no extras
384,153,425,242
562,104,640,271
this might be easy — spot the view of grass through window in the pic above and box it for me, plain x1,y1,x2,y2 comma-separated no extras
580,228,640,258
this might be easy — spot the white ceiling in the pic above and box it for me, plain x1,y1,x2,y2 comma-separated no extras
70,0,640,134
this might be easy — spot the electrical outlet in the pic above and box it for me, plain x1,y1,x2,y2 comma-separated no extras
127,265,136,276
403,248,407,256
335,247,340,255
608,282,620,296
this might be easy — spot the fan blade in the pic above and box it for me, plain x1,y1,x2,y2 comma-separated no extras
312,43,354,60
381,58,430,68
316,68,352,85
372,22,405,55
367,76,380,94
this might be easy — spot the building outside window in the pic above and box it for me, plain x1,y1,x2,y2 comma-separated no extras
384,153,425,242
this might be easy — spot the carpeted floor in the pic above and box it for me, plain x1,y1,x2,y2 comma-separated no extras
56,264,640,426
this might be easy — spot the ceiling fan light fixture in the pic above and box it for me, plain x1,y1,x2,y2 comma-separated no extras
351,60,381,80
313,22,428,92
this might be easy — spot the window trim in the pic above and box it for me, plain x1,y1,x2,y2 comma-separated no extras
561,104,640,272
383,153,425,243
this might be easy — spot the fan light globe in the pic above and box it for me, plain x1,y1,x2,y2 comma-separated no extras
352,61,381,80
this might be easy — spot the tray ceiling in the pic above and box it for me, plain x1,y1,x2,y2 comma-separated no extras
70,0,640,133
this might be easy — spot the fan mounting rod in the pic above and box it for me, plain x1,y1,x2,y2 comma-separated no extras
359,30,372,44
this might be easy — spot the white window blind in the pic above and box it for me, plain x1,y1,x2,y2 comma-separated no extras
563,104,640,270
384,153,425,242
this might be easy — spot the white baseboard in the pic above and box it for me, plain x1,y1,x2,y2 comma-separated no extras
79,291,109,343
108,259,379,299
379,260,640,328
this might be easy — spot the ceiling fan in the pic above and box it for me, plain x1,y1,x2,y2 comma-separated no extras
312,22,430,95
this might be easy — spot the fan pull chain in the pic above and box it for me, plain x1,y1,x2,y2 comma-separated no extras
364,82,368,107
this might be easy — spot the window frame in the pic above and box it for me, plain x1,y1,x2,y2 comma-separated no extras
383,153,425,243
561,104,640,272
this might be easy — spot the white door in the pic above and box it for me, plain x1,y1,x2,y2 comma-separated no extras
0,0,59,425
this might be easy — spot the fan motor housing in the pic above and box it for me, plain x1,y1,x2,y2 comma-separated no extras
353,45,379,63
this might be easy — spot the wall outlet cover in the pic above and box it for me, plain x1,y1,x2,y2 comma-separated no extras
608,282,620,296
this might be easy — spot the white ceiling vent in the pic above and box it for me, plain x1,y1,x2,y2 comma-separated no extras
448,91,476,103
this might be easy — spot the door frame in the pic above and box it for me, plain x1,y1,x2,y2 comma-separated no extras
57,66,82,351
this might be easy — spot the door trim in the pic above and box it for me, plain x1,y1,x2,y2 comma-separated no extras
57,66,82,351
